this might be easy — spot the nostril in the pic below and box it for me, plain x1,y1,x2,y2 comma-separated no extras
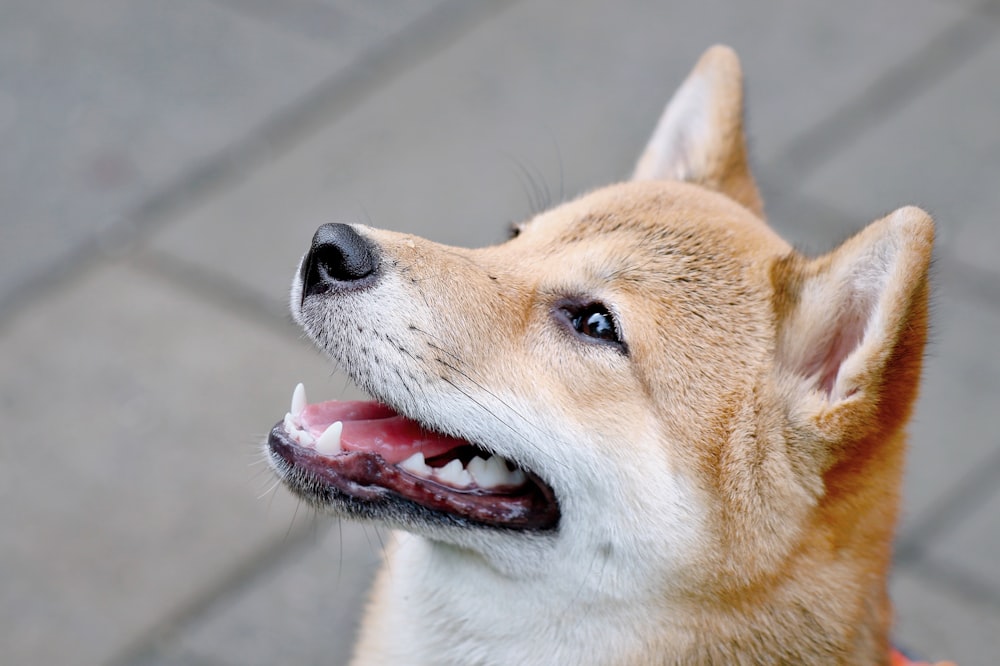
301,223,378,298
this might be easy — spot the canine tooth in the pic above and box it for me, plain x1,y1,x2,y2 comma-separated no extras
283,413,296,434
436,459,473,487
315,421,342,455
399,452,432,477
291,382,307,416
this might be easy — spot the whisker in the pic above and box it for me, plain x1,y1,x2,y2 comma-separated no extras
418,331,546,434
285,499,302,541
506,154,542,214
439,376,565,470
337,518,344,587
411,324,467,364
424,339,465,365
375,528,388,556
561,548,602,627
411,326,566,468
437,358,547,439
266,478,281,514
549,131,565,205
508,152,555,214
257,477,282,501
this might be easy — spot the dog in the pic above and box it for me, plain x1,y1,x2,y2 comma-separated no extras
266,46,940,665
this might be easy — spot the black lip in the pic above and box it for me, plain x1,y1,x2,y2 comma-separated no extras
267,423,561,531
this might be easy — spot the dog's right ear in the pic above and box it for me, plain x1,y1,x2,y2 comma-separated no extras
772,206,934,464
632,45,764,217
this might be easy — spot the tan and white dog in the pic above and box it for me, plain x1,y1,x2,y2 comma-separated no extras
266,46,935,665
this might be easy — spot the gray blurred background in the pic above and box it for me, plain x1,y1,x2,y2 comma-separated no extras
2,1,999,664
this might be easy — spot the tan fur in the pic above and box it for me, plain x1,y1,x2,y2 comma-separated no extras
280,46,936,665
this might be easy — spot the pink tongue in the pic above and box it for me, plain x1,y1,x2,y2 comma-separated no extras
300,400,468,464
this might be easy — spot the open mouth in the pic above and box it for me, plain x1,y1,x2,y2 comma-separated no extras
267,383,560,530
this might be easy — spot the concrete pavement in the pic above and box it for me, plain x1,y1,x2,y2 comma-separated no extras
2,1,999,663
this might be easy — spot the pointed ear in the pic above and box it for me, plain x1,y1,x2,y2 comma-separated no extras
774,207,934,442
632,45,764,217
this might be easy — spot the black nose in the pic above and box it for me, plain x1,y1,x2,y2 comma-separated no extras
300,223,378,299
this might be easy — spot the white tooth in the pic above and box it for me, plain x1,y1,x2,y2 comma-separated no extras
315,421,342,455
476,455,521,488
508,468,527,486
291,382,307,416
399,452,431,477
283,413,296,434
467,456,488,484
435,459,473,488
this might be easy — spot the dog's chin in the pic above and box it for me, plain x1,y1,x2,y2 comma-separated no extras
266,384,561,535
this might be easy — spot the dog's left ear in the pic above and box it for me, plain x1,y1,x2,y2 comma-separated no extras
632,45,763,217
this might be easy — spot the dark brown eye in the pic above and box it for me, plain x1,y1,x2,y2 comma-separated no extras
558,301,624,350
573,308,618,342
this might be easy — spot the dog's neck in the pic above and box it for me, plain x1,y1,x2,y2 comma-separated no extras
351,530,892,666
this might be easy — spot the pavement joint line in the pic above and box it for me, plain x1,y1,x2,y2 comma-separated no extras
0,0,521,330
898,555,1000,613
895,440,1000,563
105,512,341,666
773,10,999,180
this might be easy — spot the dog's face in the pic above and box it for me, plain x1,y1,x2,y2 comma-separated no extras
272,181,791,583
266,47,932,604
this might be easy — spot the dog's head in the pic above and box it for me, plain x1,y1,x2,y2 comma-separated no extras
267,47,932,597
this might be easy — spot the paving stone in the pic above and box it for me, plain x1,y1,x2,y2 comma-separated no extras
796,36,1000,259
922,476,1000,595
150,0,964,307
6,0,996,663
893,272,1000,536
756,182,865,254
891,566,1000,664
0,261,362,665
0,0,341,306
151,521,383,666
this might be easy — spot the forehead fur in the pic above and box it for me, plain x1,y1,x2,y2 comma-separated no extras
523,180,790,260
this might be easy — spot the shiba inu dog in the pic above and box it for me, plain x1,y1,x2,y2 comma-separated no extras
266,46,936,665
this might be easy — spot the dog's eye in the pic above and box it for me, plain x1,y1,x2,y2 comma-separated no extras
573,308,617,341
558,301,624,350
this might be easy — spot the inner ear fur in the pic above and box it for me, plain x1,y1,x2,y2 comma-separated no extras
632,45,764,217
772,207,934,446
